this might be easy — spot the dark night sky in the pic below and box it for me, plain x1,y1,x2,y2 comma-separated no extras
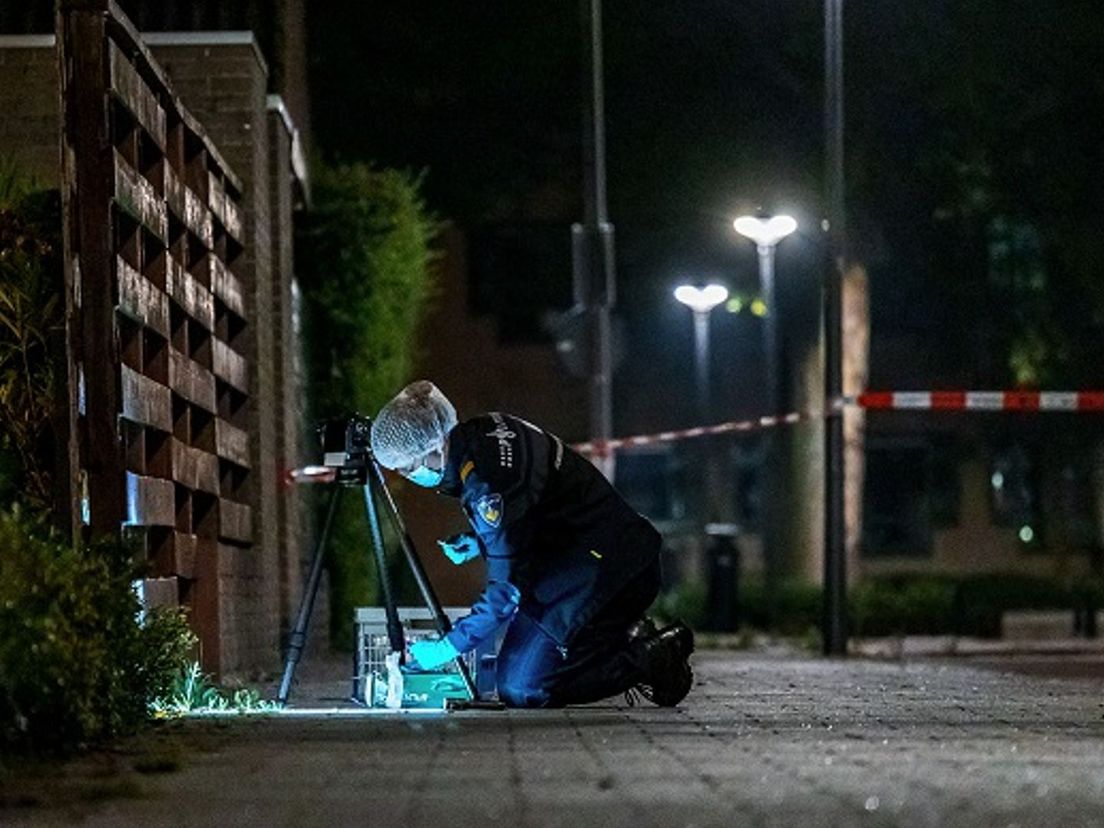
308,2,833,431
307,2,1104,430
3,2,1101,428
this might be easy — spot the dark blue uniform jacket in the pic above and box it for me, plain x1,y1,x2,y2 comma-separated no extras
438,413,661,655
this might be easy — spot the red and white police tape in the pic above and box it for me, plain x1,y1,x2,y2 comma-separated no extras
855,390,1104,412
572,390,1104,455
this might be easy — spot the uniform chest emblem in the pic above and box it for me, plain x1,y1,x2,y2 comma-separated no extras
475,493,503,528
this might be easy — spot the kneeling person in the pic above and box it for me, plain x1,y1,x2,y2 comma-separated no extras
370,380,693,708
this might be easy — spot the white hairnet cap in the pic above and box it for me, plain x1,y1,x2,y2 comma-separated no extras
370,380,458,469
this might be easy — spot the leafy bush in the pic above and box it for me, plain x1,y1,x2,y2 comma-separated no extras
737,577,823,634
296,162,438,420
0,187,65,513
652,579,708,629
680,570,1103,638
851,577,958,637
149,662,277,717
846,573,1101,638
0,510,196,752
296,162,437,648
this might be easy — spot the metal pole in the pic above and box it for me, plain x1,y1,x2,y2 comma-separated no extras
758,245,778,419
369,460,478,698
577,0,615,479
693,309,710,420
278,484,341,705
362,482,405,656
822,0,848,656
758,243,781,630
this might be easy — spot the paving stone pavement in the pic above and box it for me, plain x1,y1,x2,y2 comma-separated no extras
3,651,1104,827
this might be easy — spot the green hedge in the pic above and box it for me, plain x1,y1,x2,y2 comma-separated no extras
295,162,437,648
0,511,195,752
667,572,1104,638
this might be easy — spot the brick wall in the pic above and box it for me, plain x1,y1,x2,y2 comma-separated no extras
146,34,282,676
0,25,310,678
267,95,312,645
0,36,61,186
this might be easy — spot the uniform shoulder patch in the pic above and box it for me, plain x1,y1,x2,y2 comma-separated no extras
474,493,503,528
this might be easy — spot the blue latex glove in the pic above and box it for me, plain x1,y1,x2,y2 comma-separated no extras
409,637,460,671
437,533,482,566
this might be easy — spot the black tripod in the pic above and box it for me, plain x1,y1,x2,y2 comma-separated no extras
277,450,476,706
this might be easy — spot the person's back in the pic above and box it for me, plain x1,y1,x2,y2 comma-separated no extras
444,412,661,652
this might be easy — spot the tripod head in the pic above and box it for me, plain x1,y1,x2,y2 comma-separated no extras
316,414,376,485
287,414,377,486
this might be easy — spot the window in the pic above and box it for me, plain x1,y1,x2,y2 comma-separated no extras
862,439,934,558
988,443,1040,546
614,447,687,523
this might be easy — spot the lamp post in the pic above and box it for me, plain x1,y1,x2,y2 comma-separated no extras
674,284,730,425
573,0,616,480
733,214,796,630
733,215,797,422
675,283,734,627
823,0,848,656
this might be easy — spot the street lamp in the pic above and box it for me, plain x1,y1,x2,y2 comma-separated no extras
674,283,729,422
675,282,736,630
733,214,796,425
733,213,796,631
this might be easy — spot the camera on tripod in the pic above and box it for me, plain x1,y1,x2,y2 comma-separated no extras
317,414,374,484
279,411,483,707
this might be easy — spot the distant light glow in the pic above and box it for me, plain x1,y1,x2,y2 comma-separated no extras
750,298,768,317
725,297,744,314
125,471,140,526
674,283,729,314
80,470,90,525
733,214,798,247
1019,525,1035,543
991,471,1004,490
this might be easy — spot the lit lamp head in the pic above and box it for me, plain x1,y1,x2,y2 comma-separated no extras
733,214,798,248
674,283,729,314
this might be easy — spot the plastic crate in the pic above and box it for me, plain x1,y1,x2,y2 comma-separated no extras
353,606,497,708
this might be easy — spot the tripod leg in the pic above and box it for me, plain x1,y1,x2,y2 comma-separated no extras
369,460,478,700
278,485,341,706
362,482,406,656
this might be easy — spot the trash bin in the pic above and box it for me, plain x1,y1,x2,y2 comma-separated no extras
705,522,740,632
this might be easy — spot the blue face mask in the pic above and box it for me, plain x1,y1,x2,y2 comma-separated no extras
406,463,444,488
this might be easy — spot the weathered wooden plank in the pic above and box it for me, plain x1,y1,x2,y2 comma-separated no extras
164,254,215,330
61,4,127,537
215,418,250,468
183,185,213,248
124,471,174,526
168,349,216,412
172,533,197,579
116,256,169,336
223,199,242,243
170,436,195,488
113,150,167,240
107,40,166,149
212,339,248,393
209,256,245,318
207,171,225,227
164,164,186,225
120,364,172,432
171,437,219,493
207,170,243,241
138,576,178,611
218,498,252,545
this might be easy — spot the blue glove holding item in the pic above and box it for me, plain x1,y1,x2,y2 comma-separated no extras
408,637,460,671
437,532,482,566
